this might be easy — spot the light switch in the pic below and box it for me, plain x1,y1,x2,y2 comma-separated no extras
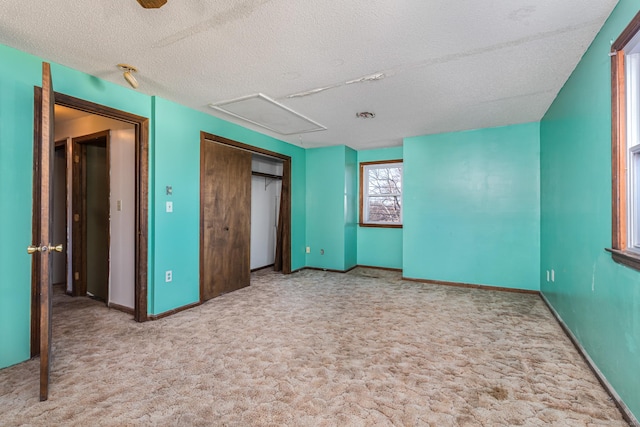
166,201,173,213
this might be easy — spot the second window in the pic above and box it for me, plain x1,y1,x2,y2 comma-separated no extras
360,160,403,227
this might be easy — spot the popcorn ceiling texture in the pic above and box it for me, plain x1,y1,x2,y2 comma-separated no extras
0,268,627,426
0,0,618,149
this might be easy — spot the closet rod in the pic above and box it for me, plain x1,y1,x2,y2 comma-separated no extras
251,171,282,180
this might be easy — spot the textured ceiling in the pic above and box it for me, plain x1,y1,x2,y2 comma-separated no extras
0,0,618,150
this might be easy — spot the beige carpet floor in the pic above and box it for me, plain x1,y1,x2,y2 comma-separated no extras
0,268,628,426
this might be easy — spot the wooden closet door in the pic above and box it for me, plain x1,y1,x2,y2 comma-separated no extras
201,141,251,301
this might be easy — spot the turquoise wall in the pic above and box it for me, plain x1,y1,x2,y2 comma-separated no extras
540,0,640,419
403,123,540,291
0,43,306,367
4,9,639,418
305,145,358,271
344,147,358,270
149,97,306,314
306,146,346,270
0,45,152,368
0,44,42,368
356,147,404,269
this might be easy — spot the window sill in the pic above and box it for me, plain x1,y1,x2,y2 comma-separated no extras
605,248,640,272
358,223,403,229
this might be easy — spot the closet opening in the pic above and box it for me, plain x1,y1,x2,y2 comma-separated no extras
200,132,291,303
251,154,284,272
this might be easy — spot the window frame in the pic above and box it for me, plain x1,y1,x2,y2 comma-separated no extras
608,11,640,272
359,159,403,228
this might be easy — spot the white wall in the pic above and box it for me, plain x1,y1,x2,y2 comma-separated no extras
108,129,135,309
252,156,283,176
250,156,283,270
55,115,133,140
52,147,67,284
54,114,135,309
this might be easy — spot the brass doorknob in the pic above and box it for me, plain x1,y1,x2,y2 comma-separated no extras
27,244,63,254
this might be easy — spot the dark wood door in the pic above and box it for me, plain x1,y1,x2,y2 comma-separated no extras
201,141,251,301
29,62,57,401
71,133,110,301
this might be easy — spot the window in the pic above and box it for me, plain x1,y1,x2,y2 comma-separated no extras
628,52,640,252
609,11,640,271
359,160,403,227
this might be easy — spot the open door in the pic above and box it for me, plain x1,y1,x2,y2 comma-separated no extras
29,62,61,401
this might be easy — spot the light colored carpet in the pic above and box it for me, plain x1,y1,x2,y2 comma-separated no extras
0,268,628,426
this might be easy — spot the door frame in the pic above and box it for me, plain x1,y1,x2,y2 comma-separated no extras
31,91,149,355
199,132,292,302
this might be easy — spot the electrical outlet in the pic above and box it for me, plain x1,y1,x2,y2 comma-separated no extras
166,201,173,213
306,246,310,254
165,270,172,282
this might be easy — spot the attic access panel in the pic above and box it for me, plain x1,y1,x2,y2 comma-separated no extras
209,93,326,135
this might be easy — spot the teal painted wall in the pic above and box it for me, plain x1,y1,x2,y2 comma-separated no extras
3,10,639,418
356,147,404,269
0,44,42,368
344,147,358,270
149,97,307,314
0,42,306,366
403,123,540,291
540,0,640,419
305,145,358,271
306,146,346,270
0,45,152,368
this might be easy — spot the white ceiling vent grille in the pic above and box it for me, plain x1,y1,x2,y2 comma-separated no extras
209,93,326,135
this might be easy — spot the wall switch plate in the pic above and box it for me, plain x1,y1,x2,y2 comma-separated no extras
166,201,173,213
546,270,550,282
306,246,310,253
551,269,555,282
117,200,122,211
165,270,172,282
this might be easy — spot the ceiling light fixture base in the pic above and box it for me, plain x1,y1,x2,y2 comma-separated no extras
117,63,139,89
